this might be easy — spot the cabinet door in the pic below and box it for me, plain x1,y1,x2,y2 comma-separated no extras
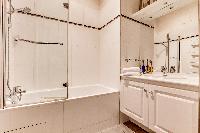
121,81,149,127
149,85,199,133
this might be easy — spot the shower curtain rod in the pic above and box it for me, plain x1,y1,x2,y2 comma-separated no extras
14,38,64,45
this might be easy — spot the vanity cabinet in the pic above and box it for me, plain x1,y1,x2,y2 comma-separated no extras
120,80,199,133
120,81,148,127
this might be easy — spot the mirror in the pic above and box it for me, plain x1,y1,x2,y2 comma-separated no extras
120,0,199,75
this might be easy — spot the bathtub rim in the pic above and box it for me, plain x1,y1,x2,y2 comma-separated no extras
3,86,119,110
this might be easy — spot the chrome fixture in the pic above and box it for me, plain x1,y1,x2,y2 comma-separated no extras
166,33,170,72
14,36,64,45
7,86,26,104
161,66,167,76
177,36,181,73
8,6,31,14
170,66,176,73
63,3,69,9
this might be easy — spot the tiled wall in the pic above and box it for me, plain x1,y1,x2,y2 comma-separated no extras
69,0,121,90
154,1,199,73
9,0,69,92
7,0,121,92
68,0,100,87
120,0,154,69
99,0,120,90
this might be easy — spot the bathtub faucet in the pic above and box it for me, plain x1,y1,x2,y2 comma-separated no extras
9,86,26,103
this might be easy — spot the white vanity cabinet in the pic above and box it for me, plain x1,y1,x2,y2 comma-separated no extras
148,85,199,133
120,81,149,127
120,80,199,133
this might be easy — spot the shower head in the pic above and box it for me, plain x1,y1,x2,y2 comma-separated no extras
20,7,31,13
8,6,31,14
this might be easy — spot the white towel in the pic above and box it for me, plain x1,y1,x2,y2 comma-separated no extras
120,72,140,76
122,67,140,73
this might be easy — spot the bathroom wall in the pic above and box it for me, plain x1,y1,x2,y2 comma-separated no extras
154,1,199,73
99,0,121,89
69,0,121,90
9,0,69,92
120,0,154,69
68,0,100,86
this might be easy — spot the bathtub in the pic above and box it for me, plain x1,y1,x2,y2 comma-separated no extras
1,85,119,133
5,84,118,107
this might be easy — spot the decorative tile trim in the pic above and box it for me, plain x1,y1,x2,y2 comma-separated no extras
154,34,199,45
17,11,151,30
3,122,47,133
17,11,99,30
121,14,154,28
99,15,121,30
17,11,121,30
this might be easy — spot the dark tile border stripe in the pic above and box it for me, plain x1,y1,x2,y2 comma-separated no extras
154,34,199,45
17,11,99,30
3,122,47,133
17,11,152,30
99,15,121,30
121,14,154,28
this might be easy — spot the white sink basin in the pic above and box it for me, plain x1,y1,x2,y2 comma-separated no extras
142,73,187,80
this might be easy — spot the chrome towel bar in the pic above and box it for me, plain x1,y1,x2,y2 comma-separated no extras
14,37,63,45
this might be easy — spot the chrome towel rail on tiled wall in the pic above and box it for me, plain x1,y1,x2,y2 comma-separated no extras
14,37,64,45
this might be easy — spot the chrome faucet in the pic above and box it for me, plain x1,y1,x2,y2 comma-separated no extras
8,86,26,104
161,66,168,76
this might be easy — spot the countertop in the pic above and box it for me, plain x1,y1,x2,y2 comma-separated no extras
121,73,199,92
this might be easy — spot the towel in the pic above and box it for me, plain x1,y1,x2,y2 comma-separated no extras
122,67,140,73
120,72,140,76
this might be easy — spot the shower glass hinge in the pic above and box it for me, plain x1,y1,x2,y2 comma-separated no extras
63,82,69,87
63,3,69,9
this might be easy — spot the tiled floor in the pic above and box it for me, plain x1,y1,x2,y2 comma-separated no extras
99,124,133,133
99,121,149,133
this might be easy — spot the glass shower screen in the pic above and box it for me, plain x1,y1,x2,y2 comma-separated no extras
4,0,69,107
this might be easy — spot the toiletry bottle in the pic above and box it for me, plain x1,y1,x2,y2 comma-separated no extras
149,60,153,73
146,59,149,73
142,60,146,74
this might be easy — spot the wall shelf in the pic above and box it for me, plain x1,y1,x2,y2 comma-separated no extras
131,0,196,26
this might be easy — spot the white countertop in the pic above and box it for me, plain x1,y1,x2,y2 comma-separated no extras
122,72,199,92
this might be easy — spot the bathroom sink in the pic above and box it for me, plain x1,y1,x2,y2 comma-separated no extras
142,73,187,80
163,76,186,80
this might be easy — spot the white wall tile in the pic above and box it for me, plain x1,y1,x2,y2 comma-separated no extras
154,2,199,73
99,18,120,90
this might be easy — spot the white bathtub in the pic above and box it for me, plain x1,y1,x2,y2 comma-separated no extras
5,84,118,107
2,85,119,133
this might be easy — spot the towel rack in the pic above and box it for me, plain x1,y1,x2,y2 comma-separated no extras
14,37,63,45
192,44,199,48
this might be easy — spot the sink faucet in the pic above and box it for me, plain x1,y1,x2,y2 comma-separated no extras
8,86,26,104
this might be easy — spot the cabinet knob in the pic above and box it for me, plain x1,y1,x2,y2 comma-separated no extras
144,89,148,96
149,91,154,99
